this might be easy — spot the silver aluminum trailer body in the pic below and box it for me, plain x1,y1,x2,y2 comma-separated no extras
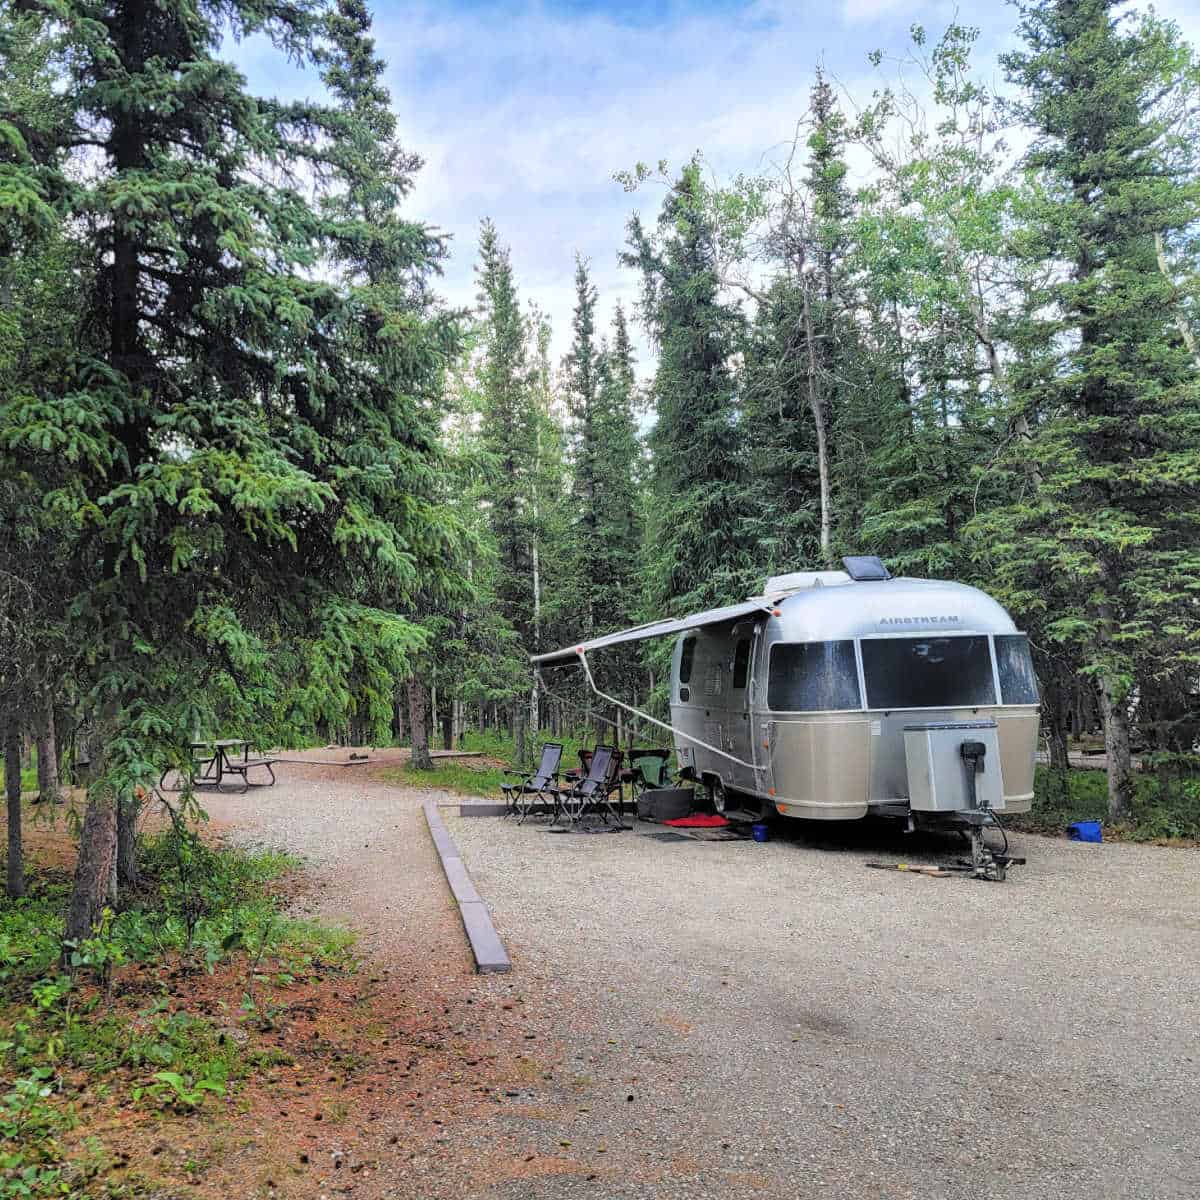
665,573,1038,821
531,564,1040,830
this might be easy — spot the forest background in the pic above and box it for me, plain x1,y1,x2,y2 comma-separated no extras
2,0,1199,936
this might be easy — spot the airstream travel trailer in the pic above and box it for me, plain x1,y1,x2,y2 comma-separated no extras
531,556,1039,879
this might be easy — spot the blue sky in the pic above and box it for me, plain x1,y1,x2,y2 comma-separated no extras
233,0,1200,369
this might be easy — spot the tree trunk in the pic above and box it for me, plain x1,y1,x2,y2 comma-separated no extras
530,536,541,736
1048,725,1070,773
117,794,140,890
393,685,406,744
1040,665,1072,772
63,791,118,951
1099,676,1134,821
5,713,23,899
514,702,527,769
800,276,833,567
430,683,438,750
35,691,61,804
407,679,433,770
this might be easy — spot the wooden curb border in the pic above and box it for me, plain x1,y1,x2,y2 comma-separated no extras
422,800,512,975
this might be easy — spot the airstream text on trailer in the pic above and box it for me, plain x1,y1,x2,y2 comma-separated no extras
531,557,1039,879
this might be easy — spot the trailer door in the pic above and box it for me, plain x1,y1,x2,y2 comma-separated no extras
724,627,760,794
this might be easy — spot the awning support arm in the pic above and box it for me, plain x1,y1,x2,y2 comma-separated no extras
569,648,761,772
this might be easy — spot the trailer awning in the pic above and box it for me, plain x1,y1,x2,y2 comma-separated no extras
530,598,775,668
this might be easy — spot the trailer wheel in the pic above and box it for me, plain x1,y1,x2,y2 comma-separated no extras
707,776,729,814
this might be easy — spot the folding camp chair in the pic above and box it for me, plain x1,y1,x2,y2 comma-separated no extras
500,742,563,823
556,744,626,827
624,748,672,814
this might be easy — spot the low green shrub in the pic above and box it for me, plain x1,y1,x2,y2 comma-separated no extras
0,827,355,1196
1017,766,1200,841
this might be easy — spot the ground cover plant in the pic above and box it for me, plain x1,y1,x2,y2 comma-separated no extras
0,809,354,1198
1019,767,1200,843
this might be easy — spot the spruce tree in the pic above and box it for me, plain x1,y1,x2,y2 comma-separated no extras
580,302,646,721
989,0,1200,818
740,73,869,574
475,220,558,751
0,0,460,941
622,161,752,620
593,302,645,629
564,256,602,634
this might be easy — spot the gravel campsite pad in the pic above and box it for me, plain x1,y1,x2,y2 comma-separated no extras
448,812,1200,1200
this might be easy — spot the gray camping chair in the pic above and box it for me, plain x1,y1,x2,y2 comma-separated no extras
500,742,563,823
557,744,625,827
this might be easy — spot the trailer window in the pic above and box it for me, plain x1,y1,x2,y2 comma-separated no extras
861,636,996,709
995,634,1039,705
732,638,751,689
678,637,696,685
767,641,861,712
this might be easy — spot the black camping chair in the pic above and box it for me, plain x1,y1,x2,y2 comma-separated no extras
500,742,563,824
557,744,625,827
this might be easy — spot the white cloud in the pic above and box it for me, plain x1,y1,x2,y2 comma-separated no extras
369,1,874,369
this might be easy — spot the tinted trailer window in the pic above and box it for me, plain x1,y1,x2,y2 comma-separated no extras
995,634,1039,704
861,636,996,709
768,641,861,712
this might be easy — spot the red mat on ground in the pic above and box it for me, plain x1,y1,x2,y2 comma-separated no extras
662,813,729,828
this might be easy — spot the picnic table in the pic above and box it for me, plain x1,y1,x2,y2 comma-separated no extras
160,739,278,794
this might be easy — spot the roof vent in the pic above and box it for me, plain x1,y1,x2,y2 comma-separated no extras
842,555,892,582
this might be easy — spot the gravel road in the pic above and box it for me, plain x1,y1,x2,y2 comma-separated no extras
449,812,1200,1200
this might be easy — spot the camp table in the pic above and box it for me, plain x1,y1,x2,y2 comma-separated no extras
160,740,277,793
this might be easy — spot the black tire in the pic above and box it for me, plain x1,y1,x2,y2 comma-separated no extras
708,776,729,814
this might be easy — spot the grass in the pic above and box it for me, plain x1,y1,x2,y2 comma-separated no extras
380,758,507,796
0,824,356,1198
1013,765,1200,842
380,727,674,798
377,728,587,797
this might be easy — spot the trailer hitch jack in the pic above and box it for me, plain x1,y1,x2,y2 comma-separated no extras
953,813,1026,881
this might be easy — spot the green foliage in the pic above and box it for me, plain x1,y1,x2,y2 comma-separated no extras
0,1066,69,1199
1017,767,1200,841
977,0,1200,817
562,267,645,706
3,0,1200,883
0,830,351,1196
475,219,541,650
0,0,466,838
622,160,755,623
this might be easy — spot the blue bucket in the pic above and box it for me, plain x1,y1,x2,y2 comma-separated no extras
1067,820,1103,843
751,823,770,843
